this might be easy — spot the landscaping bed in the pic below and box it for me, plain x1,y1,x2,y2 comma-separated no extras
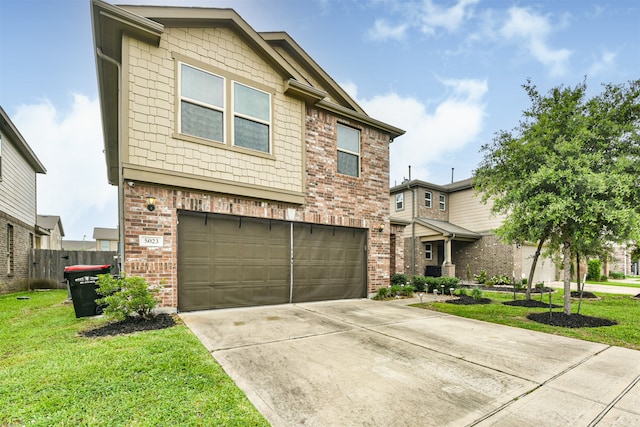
81,313,176,337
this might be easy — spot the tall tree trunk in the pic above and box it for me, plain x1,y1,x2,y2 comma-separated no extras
526,238,545,301
563,240,572,315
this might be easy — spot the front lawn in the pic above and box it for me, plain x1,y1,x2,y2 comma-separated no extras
414,290,640,351
0,290,268,427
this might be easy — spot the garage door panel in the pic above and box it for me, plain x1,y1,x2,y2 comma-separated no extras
179,212,367,311
292,223,366,303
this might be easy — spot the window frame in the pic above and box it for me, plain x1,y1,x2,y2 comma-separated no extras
439,194,446,211
178,62,226,144
231,81,272,153
336,123,361,178
425,243,432,260
425,191,432,208
6,224,14,275
396,193,404,211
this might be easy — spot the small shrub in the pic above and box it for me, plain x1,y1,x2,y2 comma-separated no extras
587,259,602,281
391,273,409,286
521,278,528,285
374,287,389,300
471,287,483,301
412,275,428,292
457,287,468,297
600,275,608,282
426,276,460,293
96,274,160,321
474,270,487,284
487,275,512,286
609,271,625,280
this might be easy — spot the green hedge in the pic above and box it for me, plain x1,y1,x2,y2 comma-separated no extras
411,276,460,293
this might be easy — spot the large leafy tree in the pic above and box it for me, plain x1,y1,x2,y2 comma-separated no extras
475,79,640,314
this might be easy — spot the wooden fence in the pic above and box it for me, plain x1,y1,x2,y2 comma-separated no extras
29,249,119,289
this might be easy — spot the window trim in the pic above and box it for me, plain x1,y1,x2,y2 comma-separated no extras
439,194,446,211
396,193,404,211
231,81,272,153
336,123,361,178
178,62,226,144
425,191,432,208
425,243,432,260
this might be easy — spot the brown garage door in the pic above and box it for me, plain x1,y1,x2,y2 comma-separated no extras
177,211,367,311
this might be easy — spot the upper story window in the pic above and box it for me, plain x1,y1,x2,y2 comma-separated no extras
425,191,432,208
337,124,360,177
396,193,404,210
179,62,272,154
180,63,224,142
100,240,110,251
233,82,271,153
439,194,446,211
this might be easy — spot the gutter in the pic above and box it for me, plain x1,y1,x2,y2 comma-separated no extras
96,47,125,276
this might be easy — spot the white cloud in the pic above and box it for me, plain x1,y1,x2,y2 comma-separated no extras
366,18,408,41
588,51,617,77
349,78,487,184
420,0,479,35
500,7,572,76
13,95,117,240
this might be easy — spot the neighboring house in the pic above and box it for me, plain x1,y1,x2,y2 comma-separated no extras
35,215,65,250
91,1,404,311
61,240,97,251
0,106,47,294
93,227,118,251
606,243,638,277
390,178,558,284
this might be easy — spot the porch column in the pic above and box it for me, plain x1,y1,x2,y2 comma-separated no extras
443,237,456,277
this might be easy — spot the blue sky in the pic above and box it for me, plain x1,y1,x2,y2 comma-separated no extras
1,0,638,240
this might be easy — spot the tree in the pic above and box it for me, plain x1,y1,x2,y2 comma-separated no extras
475,79,640,315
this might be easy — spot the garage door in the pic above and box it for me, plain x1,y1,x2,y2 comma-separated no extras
177,212,367,311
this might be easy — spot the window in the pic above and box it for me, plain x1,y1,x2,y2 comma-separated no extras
100,240,110,251
180,63,224,142
439,194,446,210
6,224,13,275
337,124,360,177
233,82,271,153
396,193,404,210
425,191,432,208
425,243,432,260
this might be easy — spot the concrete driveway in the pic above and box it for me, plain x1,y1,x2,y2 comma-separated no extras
180,298,640,426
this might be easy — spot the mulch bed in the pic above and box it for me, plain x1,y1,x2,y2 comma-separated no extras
80,313,176,338
503,299,561,308
570,291,598,299
446,295,492,305
527,312,617,328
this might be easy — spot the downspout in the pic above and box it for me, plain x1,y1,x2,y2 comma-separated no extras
96,47,125,276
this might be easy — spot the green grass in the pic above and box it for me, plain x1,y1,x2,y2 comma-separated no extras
0,290,269,427
414,290,640,351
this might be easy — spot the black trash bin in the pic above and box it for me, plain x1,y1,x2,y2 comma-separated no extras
64,264,113,318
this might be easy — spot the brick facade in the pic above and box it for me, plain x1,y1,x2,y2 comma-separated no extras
124,105,393,308
453,235,521,282
0,211,34,294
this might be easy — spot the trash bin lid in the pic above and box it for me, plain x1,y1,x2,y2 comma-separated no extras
64,264,113,273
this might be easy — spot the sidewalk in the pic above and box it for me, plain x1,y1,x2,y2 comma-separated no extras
549,280,640,296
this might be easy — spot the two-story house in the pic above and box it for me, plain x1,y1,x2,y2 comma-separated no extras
91,1,404,311
390,178,558,284
0,106,47,294
93,227,118,251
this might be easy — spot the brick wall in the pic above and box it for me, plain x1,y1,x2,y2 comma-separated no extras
416,188,448,221
453,235,521,282
124,105,392,308
0,211,34,294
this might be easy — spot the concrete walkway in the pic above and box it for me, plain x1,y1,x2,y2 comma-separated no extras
549,279,640,296
181,298,640,426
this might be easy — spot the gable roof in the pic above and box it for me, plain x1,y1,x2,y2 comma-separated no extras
0,106,46,174
91,0,404,184
36,215,65,236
